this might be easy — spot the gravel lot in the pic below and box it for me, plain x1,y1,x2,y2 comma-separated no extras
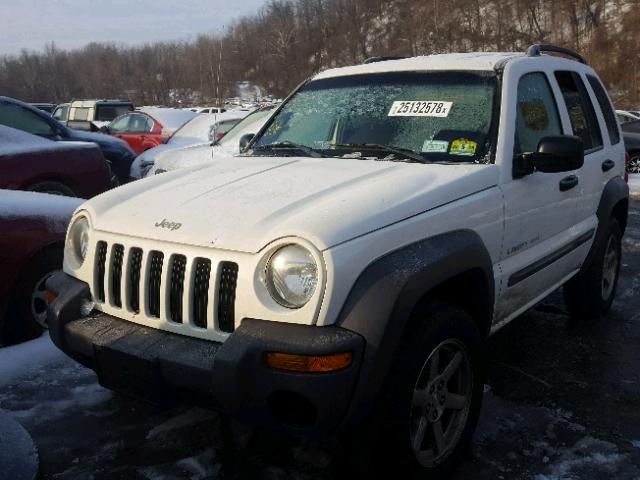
1,197,639,480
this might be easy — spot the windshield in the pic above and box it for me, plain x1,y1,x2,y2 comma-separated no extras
252,71,497,163
96,104,133,121
168,114,217,145
218,109,273,146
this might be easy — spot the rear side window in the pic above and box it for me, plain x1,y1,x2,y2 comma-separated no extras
514,72,563,155
586,75,621,145
96,104,133,122
0,103,55,136
554,71,603,151
72,107,90,121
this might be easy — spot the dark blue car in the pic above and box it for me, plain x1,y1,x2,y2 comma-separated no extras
0,96,136,184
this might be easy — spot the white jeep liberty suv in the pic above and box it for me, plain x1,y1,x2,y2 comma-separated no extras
47,44,629,478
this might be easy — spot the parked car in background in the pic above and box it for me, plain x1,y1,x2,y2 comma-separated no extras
66,99,134,131
621,118,640,135
104,108,198,156
191,106,226,114
52,102,70,122
30,103,56,114
0,189,82,345
0,96,136,185
129,110,250,178
0,125,112,197
624,130,640,173
616,110,640,125
146,106,275,176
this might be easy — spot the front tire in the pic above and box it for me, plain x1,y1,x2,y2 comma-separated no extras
2,245,63,345
348,302,484,479
564,219,622,322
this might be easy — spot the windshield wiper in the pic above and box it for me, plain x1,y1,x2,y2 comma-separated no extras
253,141,325,158
330,143,427,163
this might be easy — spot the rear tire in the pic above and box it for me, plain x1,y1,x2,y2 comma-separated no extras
2,245,63,345
27,181,76,197
563,219,622,322
346,302,484,479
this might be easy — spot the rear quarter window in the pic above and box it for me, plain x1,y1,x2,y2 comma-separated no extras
586,75,621,145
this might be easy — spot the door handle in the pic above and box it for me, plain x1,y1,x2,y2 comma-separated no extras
559,175,579,192
601,159,615,172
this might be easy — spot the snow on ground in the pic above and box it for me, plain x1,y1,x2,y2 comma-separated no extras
0,334,66,388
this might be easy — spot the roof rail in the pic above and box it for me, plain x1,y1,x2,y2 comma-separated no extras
363,56,408,64
526,44,587,65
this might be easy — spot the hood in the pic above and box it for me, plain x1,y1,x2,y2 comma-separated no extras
131,142,211,178
146,144,218,177
83,156,499,253
67,128,133,153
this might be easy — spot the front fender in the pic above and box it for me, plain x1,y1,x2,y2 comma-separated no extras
335,229,493,429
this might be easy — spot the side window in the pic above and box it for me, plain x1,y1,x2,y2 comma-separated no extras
72,107,91,121
109,116,130,132
128,114,153,132
514,72,563,155
586,75,620,145
53,105,68,121
554,71,603,151
0,103,55,136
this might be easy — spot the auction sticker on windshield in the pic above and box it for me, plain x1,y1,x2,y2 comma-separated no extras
388,101,452,117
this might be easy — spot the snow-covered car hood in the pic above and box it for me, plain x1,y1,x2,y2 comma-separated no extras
130,142,212,179
146,144,237,176
81,156,499,254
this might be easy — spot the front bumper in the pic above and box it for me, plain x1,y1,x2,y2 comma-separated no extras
46,272,365,435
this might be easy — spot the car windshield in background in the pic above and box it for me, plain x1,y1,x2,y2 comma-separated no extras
96,105,133,122
252,71,497,163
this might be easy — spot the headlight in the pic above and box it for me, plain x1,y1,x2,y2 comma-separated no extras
65,215,90,269
265,244,318,308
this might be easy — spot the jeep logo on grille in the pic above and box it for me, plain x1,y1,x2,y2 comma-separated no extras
155,218,182,231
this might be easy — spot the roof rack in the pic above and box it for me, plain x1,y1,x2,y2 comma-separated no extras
363,56,408,64
526,44,587,65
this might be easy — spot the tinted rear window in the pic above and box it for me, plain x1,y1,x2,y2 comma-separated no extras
586,75,620,145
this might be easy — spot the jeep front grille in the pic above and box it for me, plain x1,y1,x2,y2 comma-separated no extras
94,242,238,336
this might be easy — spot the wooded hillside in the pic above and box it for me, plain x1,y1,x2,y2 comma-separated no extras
1,0,639,108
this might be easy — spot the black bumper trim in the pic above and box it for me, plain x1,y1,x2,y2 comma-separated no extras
46,272,365,435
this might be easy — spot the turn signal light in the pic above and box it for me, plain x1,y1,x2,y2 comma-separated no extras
46,290,57,304
266,352,353,373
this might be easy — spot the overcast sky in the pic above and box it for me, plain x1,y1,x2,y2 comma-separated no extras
0,0,268,55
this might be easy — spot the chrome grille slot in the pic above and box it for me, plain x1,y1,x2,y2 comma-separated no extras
169,254,187,323
192,258,211,328
128,247,143,313
95,241,107,302
218,262,238,333
148,251,164,318
110,244,124,308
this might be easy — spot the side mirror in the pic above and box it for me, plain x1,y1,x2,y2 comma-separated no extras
239,133,255,151
99,125,110,134
514,135,584,177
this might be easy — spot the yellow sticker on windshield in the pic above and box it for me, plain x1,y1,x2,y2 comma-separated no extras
450,138,477,156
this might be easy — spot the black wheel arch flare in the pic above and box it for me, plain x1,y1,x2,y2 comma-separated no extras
334,229,494,430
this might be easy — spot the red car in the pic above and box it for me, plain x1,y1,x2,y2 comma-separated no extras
106,108,198,155
0,125,112,198
0,190,82,344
